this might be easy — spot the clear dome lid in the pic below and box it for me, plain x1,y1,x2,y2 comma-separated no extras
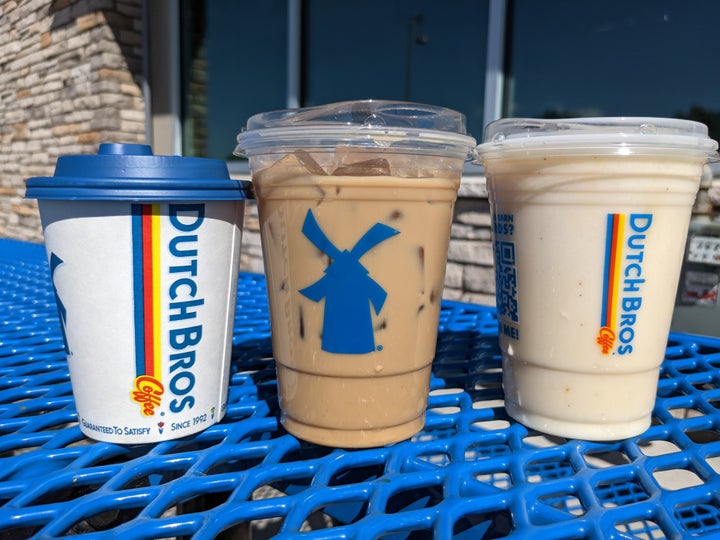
235,100,477,160
475,117,719,161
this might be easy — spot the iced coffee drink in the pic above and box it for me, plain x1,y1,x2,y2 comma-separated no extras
475,118,719,440
235,101,475,447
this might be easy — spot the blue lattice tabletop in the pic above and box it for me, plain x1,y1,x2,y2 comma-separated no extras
2,238,720,539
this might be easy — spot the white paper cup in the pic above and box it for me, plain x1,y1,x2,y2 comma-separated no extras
475,118,719,441
26,143,253,443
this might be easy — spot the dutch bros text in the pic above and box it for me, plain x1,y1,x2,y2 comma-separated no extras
130,204,205,416
597,213,652,355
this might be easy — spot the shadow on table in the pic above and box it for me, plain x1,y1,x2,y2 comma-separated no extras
217,323,513,540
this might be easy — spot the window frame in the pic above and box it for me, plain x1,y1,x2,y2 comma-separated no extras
159,0,505,174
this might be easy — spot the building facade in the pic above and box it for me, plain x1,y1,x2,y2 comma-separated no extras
2,0,719,309
0,0,146,242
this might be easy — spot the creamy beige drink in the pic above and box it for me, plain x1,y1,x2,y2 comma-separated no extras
236,101,475,447
475,118,719,440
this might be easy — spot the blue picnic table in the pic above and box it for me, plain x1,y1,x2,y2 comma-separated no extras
1,238,720,539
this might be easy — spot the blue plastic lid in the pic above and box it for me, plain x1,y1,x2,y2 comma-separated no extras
26,143,254,201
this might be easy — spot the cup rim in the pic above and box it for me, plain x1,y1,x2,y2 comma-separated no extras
474,117,719,161
234,100,477,159
25,143,254,201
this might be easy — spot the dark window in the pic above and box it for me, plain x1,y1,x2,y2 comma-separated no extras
180,0,488,159
181,0,287,160
303,0,489,140
179,0,720,159
505,0,720,141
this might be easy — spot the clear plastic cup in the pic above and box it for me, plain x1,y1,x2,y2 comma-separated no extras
26,143,253,443
235,100,476,447
474,118,719,440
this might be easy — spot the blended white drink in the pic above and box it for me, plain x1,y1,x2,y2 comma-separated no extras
236,101,475,447
475,118,718,440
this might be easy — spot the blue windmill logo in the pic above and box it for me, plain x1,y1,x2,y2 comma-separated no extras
299,209,399,354
50,253,72,356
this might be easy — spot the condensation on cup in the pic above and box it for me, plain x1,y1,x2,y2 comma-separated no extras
235,100,476,447
26,143,253,443
474,118,719,440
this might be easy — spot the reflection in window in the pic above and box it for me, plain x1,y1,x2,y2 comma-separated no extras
505,0,720,141
180,0,488,159
303,0,489,140
181,0,287,160
179,0,720,160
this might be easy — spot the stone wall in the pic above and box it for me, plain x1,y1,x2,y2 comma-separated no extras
0,0,145,242
446,176,495,305
237,199,264,275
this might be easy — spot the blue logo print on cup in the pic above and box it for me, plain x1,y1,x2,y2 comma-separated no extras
50,252,72,355
299,209,399,354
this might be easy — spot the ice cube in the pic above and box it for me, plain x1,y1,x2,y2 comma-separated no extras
389,154,454,178
332,146,391,176
254,150,328,183
330,145,457,178
294,150,328,176
332,158,391,177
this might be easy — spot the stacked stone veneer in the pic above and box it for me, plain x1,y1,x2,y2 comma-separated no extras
446,177,496,305
0,0,145,241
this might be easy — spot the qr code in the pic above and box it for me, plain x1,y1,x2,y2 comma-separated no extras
495,240,519,323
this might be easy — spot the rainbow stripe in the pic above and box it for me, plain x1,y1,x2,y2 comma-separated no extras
597,213,625,353
131,204,165,415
